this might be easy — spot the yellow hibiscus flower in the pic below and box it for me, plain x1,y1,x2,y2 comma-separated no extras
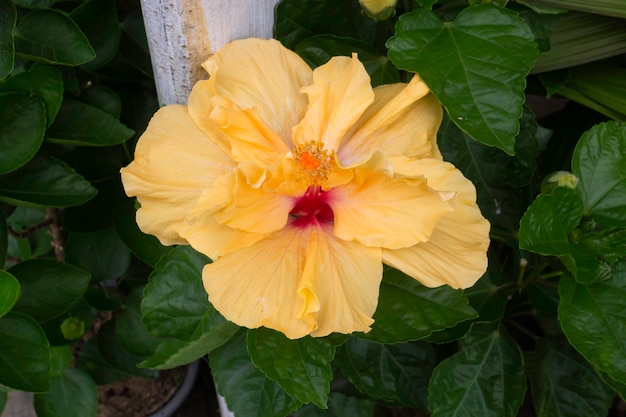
120,38,490,339
359,0,397,18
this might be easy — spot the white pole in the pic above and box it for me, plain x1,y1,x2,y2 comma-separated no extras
140,0,280,105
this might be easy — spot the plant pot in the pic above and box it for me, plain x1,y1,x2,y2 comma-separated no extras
147,360,200,417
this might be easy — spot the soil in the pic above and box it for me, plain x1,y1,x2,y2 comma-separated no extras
96,366,186,417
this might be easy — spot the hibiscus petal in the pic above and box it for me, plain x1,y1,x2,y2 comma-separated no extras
330,155,455,250
292,54,375,151
338,75,443,167
382,159,490,289
203,224,382,339
120,105,235,246
191,38,311,145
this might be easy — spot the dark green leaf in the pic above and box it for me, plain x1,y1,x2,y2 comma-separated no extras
71,0,120,71
210,330,302,417
9,259,91,321
295,35,399,86
0,270,20,318
387,5,539,154
62,178,126,232
247,328,335,408
49,345,72,377
336,337,434,408
97,319,156,377
47,100,134,146
571,121,626,227
14,9,95,66
82,287,122,311
75,337,126,385
581,227,626,264
39,298,93,346
0,154,97,208
118,11,153,78
519,187,583,256
0,312,51,392
141,246,238,368
361,267,477,343
0,65,64,126
34,368,97,417
531,338,613,417
294,392,374,417
0,0,16,79
77,85,122,118
558,261,626,384
64,228,131,283
513,3,567,52
115,286,160,357
428,324,526,417
0,210,6,266
114,206,172,268
12,0,58,7
0,92,45,174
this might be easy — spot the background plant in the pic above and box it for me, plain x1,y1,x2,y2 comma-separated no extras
1,0,625,417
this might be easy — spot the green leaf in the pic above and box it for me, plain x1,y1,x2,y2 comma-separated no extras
64,228,131,283
71,0,120,71
0,65,64,127
295,35,399,86
531,338,613,417
571,121,626,227
14,9,95,66
12,0,58,7
0,93,45,174
581,227,626,264
141,246,239,368
78,85,122,118
0,270,20,318
519,187,583,256
9,259,91,322
387,4,539,154
97,319,157,378
0,154,97,208
0,312,51,392
210,330,302,417
294,392,374,417
336,337,434,408
114,206,172,268
0,210,7,267
75,337,126,385
0,390,6,415
558,261,626,384
428,324,526,417
39,298,93,346
115,287,160,357
0,0,16,79
361,267,477,343
247,328,335,408
34,368,97,417
49,345,72,377
46,100,134,146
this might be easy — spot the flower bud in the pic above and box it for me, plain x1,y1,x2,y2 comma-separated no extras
359,0,397,20
540,171,579,194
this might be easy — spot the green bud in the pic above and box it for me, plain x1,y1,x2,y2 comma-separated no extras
541,171,579,194
60,317,85,340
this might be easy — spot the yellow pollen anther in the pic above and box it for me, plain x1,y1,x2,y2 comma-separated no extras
292,141,334,186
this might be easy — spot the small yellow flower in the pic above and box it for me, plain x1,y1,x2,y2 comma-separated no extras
359,0,397,19
121,38,490,339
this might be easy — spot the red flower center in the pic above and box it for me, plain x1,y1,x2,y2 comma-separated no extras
289,186,334,228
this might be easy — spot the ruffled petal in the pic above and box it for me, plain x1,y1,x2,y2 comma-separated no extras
292,54,374,151
120,105,235,246
192,38,312,145
329,154,455,250
337,75,443,167
382,159,490,289
203,224,382,339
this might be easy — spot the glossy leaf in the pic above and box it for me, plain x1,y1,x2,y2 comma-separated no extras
34,368,97,417
46,100,134,146
558,261,626,384
115,286,159,357
0,210,6,266
581,227,626,264
210,330,302,417
0,0,16,78
0,154,97,208
71,0,120,71
0,92,45,174
247,328,335,408
361,268,477,343
114,207,172,268
519,187,583,256
0,312,51,392
336,337,434,408
141,246,239,368
387,4,539,154
571,121,626,227
64,228,131,283
78,85,122,118
14,9,95,66
49,345,72,377
0,270,20,318
428,324,526,417
9,259,91,322
531,338,613,417
97,319,156,378
295,35,399,86
294,392,374,417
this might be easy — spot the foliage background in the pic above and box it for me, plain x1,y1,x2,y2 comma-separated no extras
1,0,626,416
